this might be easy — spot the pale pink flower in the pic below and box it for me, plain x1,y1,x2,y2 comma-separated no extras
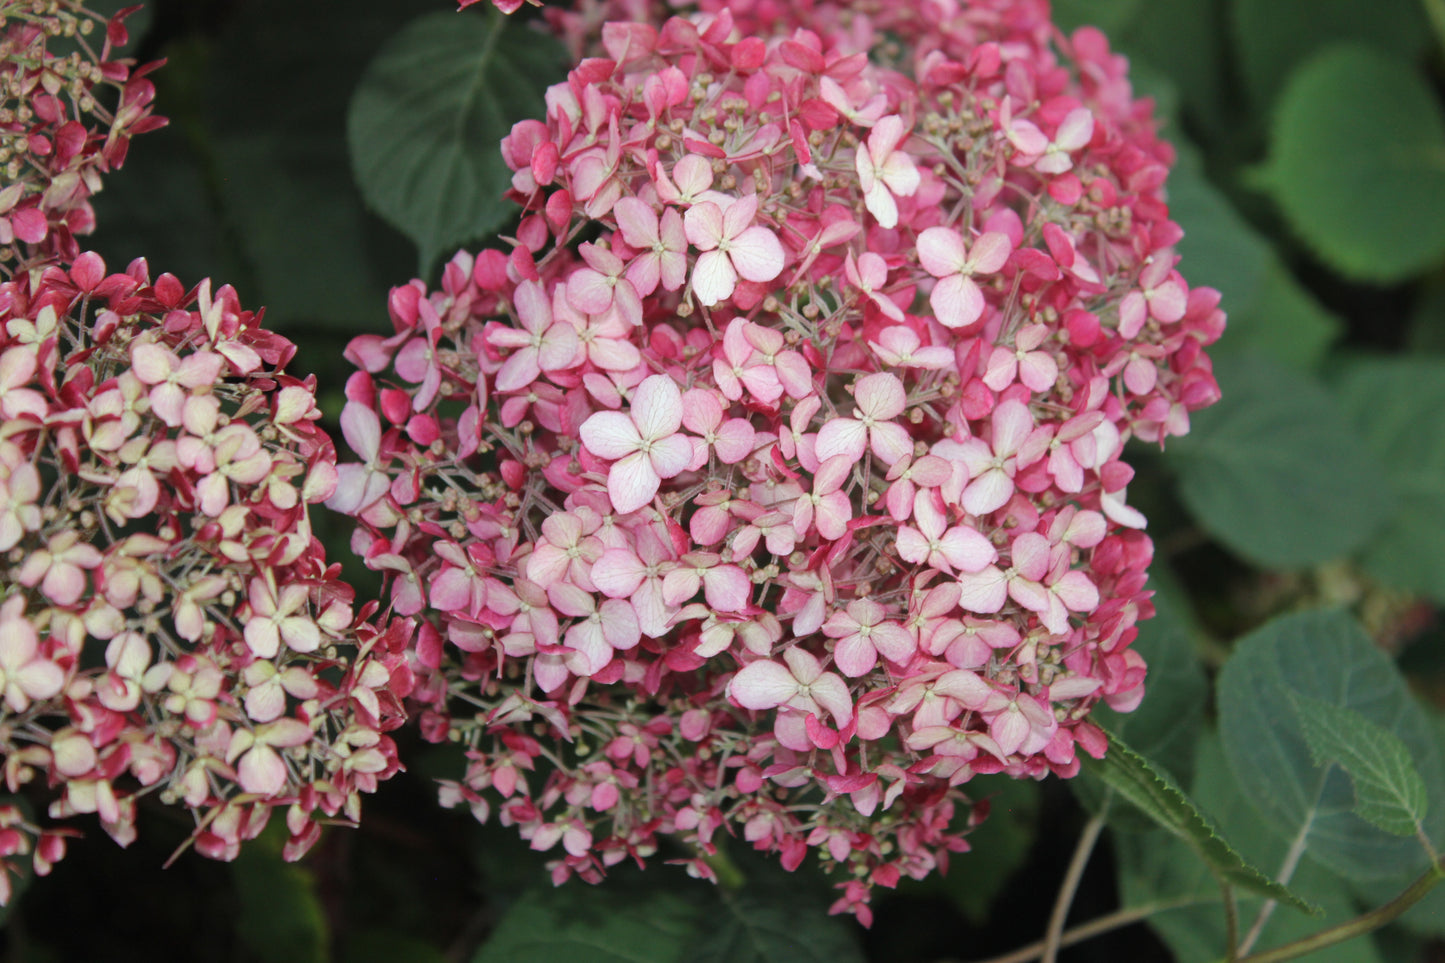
567,242,643,327
681,388,756,465
489,280,581,392
0,600,64,712
727,647,853,728
579,374,693,514
326,402,389,514
614,197,687,296
917,228,1012,329
868,326,953,370
854,115,920,229
0,347,46,422
129,342,225,427
684,195,785,306
228,719,313,796
793,454,854,541
983,323,1059,392
243,578,321,659
823,599,916,677
15,531,102,606
896,495,997,576
948,400,1042,516
815,372,913,466
844,251,903,321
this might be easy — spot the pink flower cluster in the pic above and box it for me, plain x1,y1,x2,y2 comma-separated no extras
336,0,1223,920
0,1,165,272
0,252,413,903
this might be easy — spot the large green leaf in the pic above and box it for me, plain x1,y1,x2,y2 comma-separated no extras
1080,728,1313,912
1166,356,1392,569
1217,609,1445,887
694,887,865,963
1335,357,1445,603
1117,732,1387,963
1289,691,1429,838
348,10,566,274
1166,143,1341,370
473,868,864,963
472,884,701,963
232,830,328,963
1259,46,1445,283
1231,0,1429,112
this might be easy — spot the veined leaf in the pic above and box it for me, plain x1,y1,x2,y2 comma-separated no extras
1259,46,1445,283
1218,609,1445,886
471,884,700,963
1117,732,1386,963
1289,691,1429,838
1080,727,1315,913
348,10,566,274
1166,356,1392,569
1335,356,1445,604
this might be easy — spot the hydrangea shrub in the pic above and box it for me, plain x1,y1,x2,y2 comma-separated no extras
334,0,1222,918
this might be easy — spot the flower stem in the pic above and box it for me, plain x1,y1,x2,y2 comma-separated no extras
1228,863,1445,963
955,896,1205,963
1041,795,1110,963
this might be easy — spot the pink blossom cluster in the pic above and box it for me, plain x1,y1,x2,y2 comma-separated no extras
0,252,414,903
335,0,1223,921
0,1,165,273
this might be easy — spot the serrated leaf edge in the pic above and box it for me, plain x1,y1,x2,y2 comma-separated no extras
1083,727,1319,915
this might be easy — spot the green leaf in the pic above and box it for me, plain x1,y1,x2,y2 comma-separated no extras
1288,691,1429,837
1335,356,1445,603
348,10,566,274
472,883,701,963
209,0,417,333
1049,0,1144,34
343,928,448,963
1166,356,1393,569
1259,45,1445,283
1166,142,1342,370
694,888,865,963
1231,0,1430,111
1080,727,1315,912
1217,608,1445,886
1117,732,1387,963
471,869,863,963
1075,577,1209,829
232,830,328,963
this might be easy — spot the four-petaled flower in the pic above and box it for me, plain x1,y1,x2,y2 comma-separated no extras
580,375,694,514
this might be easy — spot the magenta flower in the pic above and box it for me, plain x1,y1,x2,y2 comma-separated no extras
580,374,693,514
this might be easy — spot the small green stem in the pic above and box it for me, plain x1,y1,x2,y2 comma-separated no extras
955,896,1206,963
1219,876,1239,963
1225,863,1445,963
1041,798,1110,963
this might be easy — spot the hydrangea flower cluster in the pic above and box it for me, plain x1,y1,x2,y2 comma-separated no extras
336,0,1222,920
0,1,164,273
0,252,414,903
